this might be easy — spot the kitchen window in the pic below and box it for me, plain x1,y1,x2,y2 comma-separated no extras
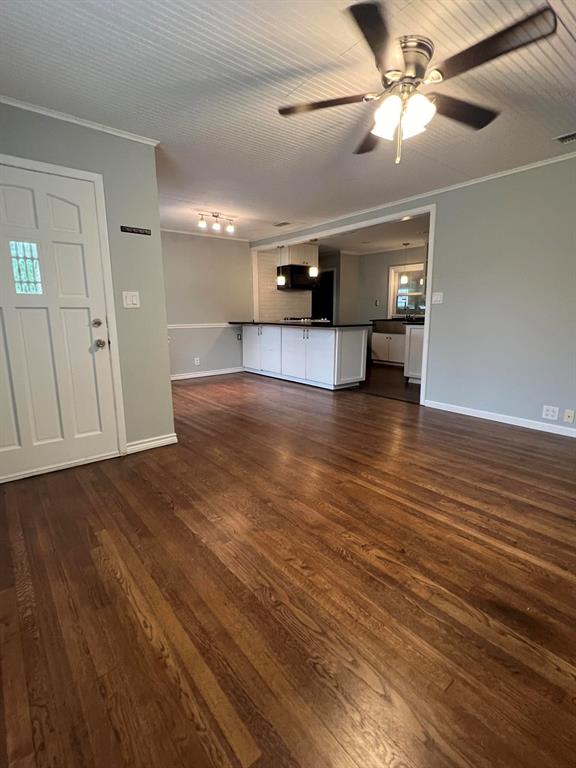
388,263,425,317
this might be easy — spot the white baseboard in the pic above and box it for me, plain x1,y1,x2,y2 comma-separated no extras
171,367,244,381
126,433,178,454
424,400,576,438
0,450,120,484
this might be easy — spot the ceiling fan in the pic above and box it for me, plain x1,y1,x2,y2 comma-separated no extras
278,2,557,163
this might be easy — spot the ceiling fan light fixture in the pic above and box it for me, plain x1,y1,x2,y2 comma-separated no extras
371,94,402,140
371,92,436,141
403,92,436,134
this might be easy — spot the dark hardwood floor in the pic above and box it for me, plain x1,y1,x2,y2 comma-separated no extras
360,363,421,403
1,372,576,768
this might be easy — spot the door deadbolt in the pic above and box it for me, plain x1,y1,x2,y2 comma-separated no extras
92,318,103,327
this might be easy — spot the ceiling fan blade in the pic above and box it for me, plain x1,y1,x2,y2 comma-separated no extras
430,93,499,129
279,93,370,116
354,129,379,154
434,5,557,81
348,2,389,73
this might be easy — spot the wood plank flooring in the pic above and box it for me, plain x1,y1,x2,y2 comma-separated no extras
1,372,576,768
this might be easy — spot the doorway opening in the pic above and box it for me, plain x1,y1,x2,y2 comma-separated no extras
314,211,431,404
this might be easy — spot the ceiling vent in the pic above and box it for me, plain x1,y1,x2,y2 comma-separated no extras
273,221,291,227
554,131,576,145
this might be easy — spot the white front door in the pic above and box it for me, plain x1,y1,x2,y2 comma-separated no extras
0,162,120,482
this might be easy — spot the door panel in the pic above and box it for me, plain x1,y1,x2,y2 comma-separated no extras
17,306,63,444
305,330,335,384
61,307,102,436
281,327,306,379
0,185,38,228
0,309,20,450
54,242,88,297
0,162,119,481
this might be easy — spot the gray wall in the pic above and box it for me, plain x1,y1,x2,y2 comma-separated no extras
338,252,361,323
253,157,576,432
358,246,427,322
0,102,175,444
161,230,251,376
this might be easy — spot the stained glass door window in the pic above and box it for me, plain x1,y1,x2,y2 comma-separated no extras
10,241,43,295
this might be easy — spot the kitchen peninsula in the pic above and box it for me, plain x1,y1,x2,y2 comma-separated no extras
230,321,370,389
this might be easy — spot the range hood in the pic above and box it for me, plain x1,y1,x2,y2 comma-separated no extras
276,264,318,291
276,243,319,291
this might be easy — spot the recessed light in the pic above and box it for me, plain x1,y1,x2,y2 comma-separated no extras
401,216,412,221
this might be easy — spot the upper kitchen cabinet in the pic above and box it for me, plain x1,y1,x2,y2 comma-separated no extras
277,244,319,268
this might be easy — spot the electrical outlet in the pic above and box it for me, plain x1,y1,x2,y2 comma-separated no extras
563,408,575,424
542,405,559,421
194,357,200,366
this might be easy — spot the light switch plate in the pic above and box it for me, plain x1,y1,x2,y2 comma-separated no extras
122,291,140,308
432,291,444,304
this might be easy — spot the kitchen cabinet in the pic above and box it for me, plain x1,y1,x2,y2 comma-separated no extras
372,332,405,364
277,244,319,267
281,327,336,384
242,325,281,374
239,324,368,390
280,327,307,379
404,325,424,381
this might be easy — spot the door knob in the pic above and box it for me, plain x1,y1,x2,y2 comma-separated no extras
92,318,103,327
95,338,107,349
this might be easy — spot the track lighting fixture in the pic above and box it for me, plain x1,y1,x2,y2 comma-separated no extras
196,211,237,235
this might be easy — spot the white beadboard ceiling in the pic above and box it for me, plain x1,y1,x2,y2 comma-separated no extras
317,213,430,253
1,0,576,240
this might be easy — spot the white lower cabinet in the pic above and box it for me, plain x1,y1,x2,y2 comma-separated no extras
242,325,282,373
389,334,405,364
404,325,424,380
260,326,282,373
281,327,336,384
242,325,260,370
280,327,307,379
241,324,367,390
372,332,405,364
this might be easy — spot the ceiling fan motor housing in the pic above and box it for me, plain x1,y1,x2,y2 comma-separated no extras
399,36,434,80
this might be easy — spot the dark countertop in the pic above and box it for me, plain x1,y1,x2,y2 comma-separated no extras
229,321,372,328
370,318,425,326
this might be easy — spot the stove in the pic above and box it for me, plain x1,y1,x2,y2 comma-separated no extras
283,317,331,324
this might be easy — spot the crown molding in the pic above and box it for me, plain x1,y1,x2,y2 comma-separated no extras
250,149,576,249
161,227,250,242
0,95,159,146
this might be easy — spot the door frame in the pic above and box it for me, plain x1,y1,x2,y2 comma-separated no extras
0,152,127,456
254,204,436,405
